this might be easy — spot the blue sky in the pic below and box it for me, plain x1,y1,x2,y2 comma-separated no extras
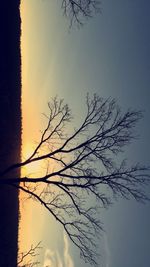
21,0,150,266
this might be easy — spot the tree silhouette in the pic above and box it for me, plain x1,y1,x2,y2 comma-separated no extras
61,0,101,26
1,94,149,266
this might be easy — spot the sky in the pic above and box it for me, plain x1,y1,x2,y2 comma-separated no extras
20,0,150,266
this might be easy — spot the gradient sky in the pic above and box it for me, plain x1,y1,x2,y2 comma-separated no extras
20,0,150,266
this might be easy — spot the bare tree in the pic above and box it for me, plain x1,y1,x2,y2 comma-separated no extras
61,0,101,26
1,94,149,266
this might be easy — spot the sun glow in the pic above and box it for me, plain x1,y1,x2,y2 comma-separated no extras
22,143,43,177
19,0,62,259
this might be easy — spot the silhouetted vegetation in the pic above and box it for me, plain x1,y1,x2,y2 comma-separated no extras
61,0,101,26
18,242,41,267
0,1,21,267
1,95,150,266
0,1,149,267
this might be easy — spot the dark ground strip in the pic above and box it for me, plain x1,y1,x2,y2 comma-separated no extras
0,1,21,267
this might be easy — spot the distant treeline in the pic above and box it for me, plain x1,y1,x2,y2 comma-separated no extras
0,1,22,267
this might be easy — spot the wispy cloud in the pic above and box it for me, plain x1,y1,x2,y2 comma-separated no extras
103,232,111,267
43,249,55,267
43,249,62,267
64,233,74,267
42,233,74,267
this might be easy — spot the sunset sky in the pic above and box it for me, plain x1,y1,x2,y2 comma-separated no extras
20,0,150,266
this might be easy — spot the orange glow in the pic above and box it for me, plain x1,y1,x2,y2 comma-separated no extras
19,0,60,258
22,143,43,177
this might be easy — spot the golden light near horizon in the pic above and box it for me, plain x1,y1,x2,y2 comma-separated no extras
20,0,50,179
19,1,47,254
22,143,44,177
19,0,73,262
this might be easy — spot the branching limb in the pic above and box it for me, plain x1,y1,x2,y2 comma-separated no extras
18,242,41,267
61,0,101,26
1,94,149,266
